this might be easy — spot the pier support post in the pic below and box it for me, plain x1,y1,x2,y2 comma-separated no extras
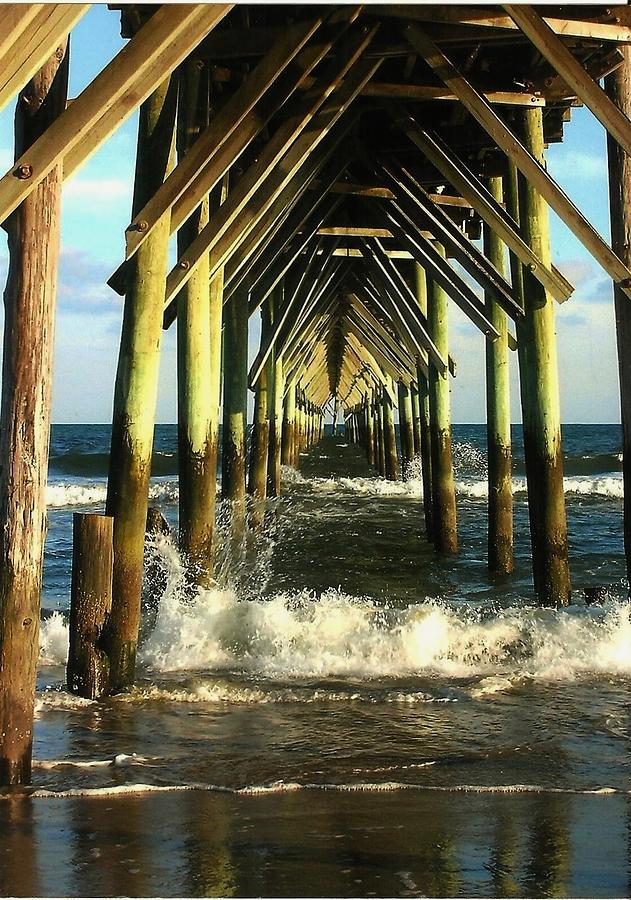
0,43,69,784
411,386,422,457
377,391,386,476
366,398,375,465
606,47,631,588
484,177,513,574
427,249,458,553
398,380,415,477
103,78,178,692
248,299,273,499
268,353,284,496
177,60,214,584
67,514,114,700
221,285,249,506
414,264,434,541
282,378,296,467
508,109,570,606
383,380,399,481
510,109,570,606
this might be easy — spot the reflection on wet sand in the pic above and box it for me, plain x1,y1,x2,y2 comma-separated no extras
0,788,627,897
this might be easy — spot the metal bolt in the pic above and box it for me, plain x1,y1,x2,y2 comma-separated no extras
137,220,148,232
14,164,32,179
528,262,537,271
179,260,190,271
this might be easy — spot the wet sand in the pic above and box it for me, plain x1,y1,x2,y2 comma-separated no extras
1,788,628,897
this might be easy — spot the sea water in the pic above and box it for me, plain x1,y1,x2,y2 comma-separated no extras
2,424,631,898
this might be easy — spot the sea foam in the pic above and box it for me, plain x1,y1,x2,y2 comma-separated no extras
39,574,631,682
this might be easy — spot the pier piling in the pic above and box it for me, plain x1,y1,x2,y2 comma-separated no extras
484,177,513,575
176,59,215,585
414,264,434,542
0,42,69,783
67,514,114,700
606,47,631,589
510,109,570,606
427,248,458,554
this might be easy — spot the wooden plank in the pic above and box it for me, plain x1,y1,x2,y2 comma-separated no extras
365,236,448,373
317,226,393,237
120,16,325,264
504,5,631,157
224,135,349,307
359,257,429,365
0,5,43,62
394,112,572,303
0,5,232,224
404,23,631,300
379,160,522,321
249,196,343,314
250,244,340,386
367,5,631,43
163,32,383,313
361,82,545,106
0,5,89,114
331,247,413,258
382,201,500,339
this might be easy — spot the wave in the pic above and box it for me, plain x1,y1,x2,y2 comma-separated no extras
45,480,179,508
20,781,624,800
40,557,631,682
295,472,624,500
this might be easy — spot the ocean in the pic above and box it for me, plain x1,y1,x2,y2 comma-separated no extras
2,423,630,898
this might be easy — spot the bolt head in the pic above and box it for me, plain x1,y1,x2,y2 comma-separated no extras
14,163,32,179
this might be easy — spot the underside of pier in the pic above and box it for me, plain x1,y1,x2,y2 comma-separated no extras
2,3,631,783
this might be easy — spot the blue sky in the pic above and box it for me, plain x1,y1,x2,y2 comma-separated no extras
0,6,622,423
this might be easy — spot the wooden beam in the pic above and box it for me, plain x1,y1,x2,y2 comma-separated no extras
331,247,413,258
393,160,522,316
0,5,89,115
319,180,472,207
364,236,448,373
0,5,233,224
317,226,393,237
382,201,500,339
368,5,631,43
163,29,383,313
504,5,631,157
119,15,327,267
361,81,544,106
403,23,631,300
394,112,573,303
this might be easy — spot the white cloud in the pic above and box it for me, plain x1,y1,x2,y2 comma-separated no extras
63,176,130,202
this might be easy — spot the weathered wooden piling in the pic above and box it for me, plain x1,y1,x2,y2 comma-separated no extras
248,298,273,499
427,249,458,553
176,59,214,585
376,390,386,476
414,264,434,541
281,377,296,467
67,514,114,700
411,387,422,457
508,109,570,606
484,177,513,574
383,380,399,481
606,47,631,588
268,352,284,496
222,284,249,505
103,77,178,692
0,43,69,784
397,380,415,476
365,398,375,466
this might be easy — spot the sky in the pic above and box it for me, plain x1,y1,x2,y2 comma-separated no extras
0,5,622,424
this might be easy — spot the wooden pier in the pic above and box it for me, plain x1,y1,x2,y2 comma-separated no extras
1,2,631,783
